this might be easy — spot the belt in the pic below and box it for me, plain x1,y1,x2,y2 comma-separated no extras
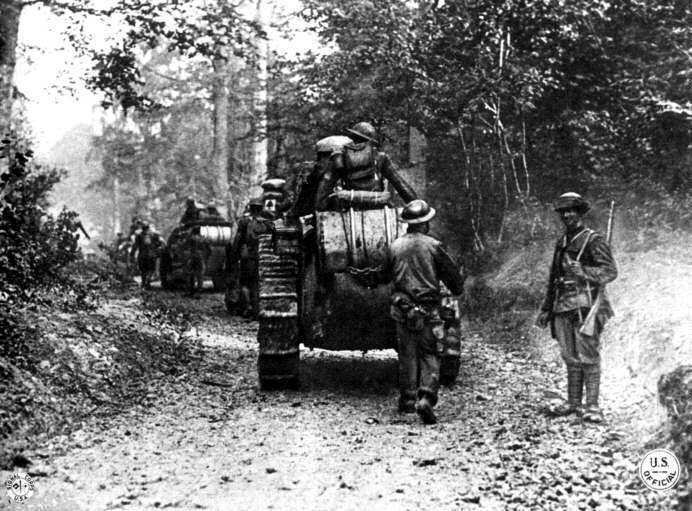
556,279,579,291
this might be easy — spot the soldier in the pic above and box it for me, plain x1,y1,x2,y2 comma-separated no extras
280,160,319,218
204,201,224,223
536,192,617,423
227,197,265,317
384,199,465,424
130,222,162,289
227,183,282,317
128,216,143,238
314,122,418,210
180,197,201,225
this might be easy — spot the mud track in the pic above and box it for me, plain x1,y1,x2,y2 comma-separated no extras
2,289,677,510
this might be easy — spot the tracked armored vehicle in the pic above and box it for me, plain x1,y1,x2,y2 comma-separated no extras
256,202,462,389
159,221,234,292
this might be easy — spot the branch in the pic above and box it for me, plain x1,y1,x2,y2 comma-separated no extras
20,0,120,16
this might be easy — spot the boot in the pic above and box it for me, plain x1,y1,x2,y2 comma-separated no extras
582,366,604,423
398,391,416,414
549,366,583,416
415,396,437,425
567,365,584,415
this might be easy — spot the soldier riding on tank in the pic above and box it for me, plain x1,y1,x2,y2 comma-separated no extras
314,122,417,211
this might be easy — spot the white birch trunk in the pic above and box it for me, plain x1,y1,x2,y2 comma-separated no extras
212,54,230,217
250,0,270,199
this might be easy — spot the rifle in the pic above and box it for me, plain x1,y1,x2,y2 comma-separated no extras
579,200,615,336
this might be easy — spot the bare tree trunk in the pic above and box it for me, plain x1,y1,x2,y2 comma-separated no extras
250,0,270,196
212,54,230,215
0,0,22,137
113,176,121,235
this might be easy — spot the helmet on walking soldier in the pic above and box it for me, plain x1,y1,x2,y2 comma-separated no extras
400,199,436,224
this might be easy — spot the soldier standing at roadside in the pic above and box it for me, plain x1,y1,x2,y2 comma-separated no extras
536,193,617,423
384,199,465,424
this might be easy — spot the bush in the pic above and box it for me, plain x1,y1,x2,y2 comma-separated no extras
0,136,83,303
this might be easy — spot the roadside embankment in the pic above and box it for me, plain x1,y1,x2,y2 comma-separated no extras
466,228,691,505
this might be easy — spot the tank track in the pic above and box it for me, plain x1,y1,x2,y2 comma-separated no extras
256,228,301,389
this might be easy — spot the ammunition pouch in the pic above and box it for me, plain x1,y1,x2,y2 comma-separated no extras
406,307,426,332
392,292,413,314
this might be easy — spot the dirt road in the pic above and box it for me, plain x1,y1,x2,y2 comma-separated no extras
2,290,678,510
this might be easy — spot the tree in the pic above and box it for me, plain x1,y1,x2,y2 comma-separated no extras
283,0,691,250
0,0,22,135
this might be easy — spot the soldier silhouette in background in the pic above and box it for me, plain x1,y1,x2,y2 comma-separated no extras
180,197,201,225
203,201,225,223
536,192,617,423
227,197,265,317
130,222,163,289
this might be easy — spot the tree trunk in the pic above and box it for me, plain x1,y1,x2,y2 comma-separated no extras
211,54,230,216
250,0,270,195
0,0,22,137
113,176,121,236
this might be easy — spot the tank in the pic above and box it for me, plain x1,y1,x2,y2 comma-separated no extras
255,201,462,389
159,221,234,292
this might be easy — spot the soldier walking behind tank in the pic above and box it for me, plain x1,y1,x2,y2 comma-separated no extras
536,192,617,423
384,199,464,424
130,222,162,289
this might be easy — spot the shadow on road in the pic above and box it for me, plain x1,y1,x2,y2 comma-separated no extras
298,351,398,396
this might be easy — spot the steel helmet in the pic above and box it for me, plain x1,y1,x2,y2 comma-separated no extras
345,122,378,144
315,135,353,155
554,192,590,214
400,199,436,224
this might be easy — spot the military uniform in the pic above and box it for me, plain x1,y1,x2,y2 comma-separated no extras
314,123,417,211
131,226,162,289
227,182,284,316
180,198,202,225
228,209,271,317
384,200,464,424
280,161,320,218
539,193,617,422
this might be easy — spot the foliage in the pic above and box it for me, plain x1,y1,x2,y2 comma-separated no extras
87,45,263,236
268,0,692,248
86,2,262,109
0,135,84,303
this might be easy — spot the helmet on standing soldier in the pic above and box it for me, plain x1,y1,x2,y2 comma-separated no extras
553,192,590,214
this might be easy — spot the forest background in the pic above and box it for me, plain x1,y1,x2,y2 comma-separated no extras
2,0,690,248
